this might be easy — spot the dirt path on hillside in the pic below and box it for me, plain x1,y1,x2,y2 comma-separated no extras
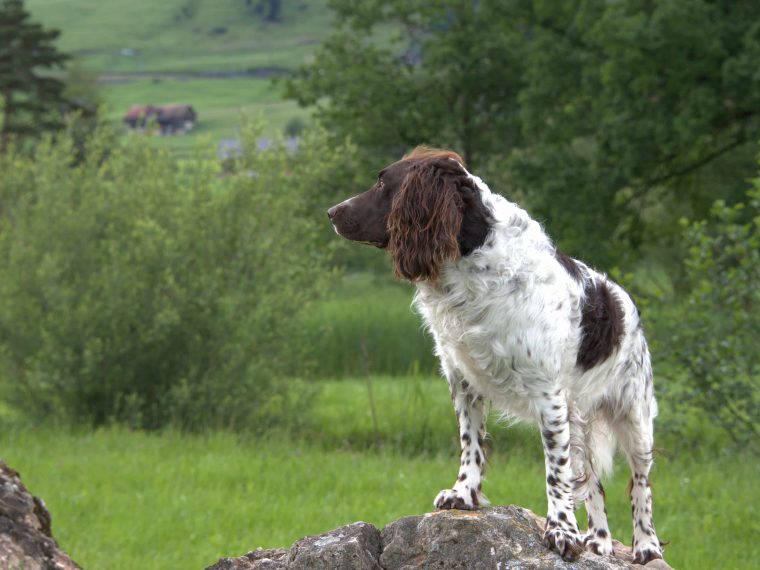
97,67,291,84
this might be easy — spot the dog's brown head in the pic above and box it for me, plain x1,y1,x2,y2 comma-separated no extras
328,147,492,282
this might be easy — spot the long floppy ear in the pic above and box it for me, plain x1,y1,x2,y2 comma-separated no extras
387,158,465,281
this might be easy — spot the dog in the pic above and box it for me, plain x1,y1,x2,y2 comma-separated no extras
327,147,664,563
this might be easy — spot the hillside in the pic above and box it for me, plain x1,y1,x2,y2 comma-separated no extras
25,0,339,144
26,0,335,73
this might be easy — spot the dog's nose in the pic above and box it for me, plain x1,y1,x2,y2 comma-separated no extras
327,206,338,220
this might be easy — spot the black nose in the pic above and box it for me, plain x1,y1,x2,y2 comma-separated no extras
327,206,338,220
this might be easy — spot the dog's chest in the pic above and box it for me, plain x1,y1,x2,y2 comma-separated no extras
415,282,549,410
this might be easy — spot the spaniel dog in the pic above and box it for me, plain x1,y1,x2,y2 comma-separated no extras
327,147,664,564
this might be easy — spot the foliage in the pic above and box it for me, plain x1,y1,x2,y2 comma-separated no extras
286,0,760,267
62,60,105,159
654,173,760,449
63,59,103,117
0,118,354,431
0,0,69,150
301,273,438,378
285,0,522,170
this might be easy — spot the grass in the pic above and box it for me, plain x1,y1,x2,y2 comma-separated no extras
301,272,439,378
27,0,337,73
100,77,310,149
306,375,536,455
26,0,402,151
1,376,758,569
27,0,328,151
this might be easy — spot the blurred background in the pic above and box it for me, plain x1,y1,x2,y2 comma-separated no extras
0,0,757,568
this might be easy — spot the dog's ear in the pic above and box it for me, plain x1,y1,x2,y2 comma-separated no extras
387,158,466,281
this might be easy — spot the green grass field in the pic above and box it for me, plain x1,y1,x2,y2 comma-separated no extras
27,0,335,73
100,77,309,148
26,0,402,150
1,376,758,570
27,0,329,150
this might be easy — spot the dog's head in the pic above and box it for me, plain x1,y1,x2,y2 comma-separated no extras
328,147,491,282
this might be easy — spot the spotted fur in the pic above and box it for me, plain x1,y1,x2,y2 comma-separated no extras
328,148,664,563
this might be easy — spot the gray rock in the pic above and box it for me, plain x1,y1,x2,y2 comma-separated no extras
206,506,672,570
288,522,382,569
0,459,81,570
381,507,633,569
206,547,289,570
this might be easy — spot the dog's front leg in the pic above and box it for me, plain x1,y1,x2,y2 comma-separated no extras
538,391,584,561
434,378,488,510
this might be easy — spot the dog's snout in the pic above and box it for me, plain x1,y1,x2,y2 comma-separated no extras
327,205,338,220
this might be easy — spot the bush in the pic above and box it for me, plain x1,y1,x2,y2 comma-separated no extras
301,273,438,378
0,119,354,432
652,168,759,449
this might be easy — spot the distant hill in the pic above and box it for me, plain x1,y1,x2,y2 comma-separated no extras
23,0,339,146
26,0,334,73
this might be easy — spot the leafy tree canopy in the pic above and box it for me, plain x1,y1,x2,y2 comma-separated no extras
286,0,760,267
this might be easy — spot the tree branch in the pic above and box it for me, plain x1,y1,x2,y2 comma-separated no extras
640,133,748,191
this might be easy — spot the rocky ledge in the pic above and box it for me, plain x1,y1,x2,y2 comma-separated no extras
207,506,672,570
0,459,81,570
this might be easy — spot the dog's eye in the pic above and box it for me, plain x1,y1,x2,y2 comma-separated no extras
377,179,385,190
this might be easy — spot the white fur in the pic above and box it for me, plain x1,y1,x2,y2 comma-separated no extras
419,171,663,561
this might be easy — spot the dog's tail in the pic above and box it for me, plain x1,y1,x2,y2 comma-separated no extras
571,416,616,504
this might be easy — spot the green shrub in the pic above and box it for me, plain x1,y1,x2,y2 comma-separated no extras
0,119,353,432
652,168,759,449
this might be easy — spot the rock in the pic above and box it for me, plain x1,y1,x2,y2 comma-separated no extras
207,506,672,570
381,507,633,569
207,523,382,570
288,522,382,569
0,459,81,570
207,547,289,570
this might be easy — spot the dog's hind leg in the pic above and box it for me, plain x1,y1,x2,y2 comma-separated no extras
612,404,664,564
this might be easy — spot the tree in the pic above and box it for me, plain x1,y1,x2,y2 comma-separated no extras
286,0,760,268
285,0,525,170
512,0,760,265
0,0,69,151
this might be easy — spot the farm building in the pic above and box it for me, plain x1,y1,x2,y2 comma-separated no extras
122,104,197,134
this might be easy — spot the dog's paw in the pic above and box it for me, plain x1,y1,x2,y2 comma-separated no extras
584,529,613,556
633,545,663,565
543,524,584,562
433,487,478,510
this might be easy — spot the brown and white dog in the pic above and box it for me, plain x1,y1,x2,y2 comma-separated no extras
327,147,664,564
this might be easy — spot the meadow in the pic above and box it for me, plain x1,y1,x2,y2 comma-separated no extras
26,0,336,73
25,0,397,150
2,375,757,570
99,77,309,150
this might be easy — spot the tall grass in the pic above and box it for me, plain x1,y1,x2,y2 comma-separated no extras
305,376,540,456
301,273,438,378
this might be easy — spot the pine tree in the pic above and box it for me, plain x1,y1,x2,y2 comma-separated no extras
0,0,69,151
